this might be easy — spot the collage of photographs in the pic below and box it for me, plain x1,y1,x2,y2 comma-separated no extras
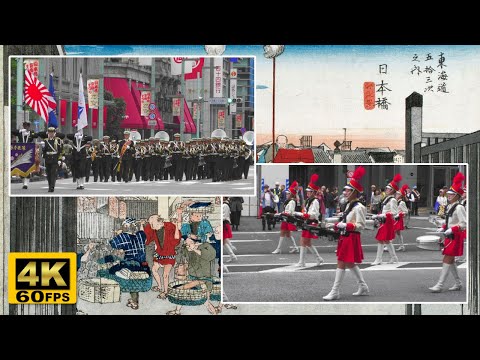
0,44,477,316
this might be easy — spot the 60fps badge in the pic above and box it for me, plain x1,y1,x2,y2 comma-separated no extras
8,253,77,304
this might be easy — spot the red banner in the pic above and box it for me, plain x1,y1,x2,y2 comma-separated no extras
363,82,375,110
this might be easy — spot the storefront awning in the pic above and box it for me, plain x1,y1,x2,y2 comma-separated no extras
104,78,147,129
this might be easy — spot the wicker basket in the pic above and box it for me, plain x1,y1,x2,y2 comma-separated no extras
167,280,208,306
78,278,121,303
210,277,221,302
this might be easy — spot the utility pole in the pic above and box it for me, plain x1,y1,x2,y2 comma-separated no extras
180,60,185,140
16,57,23,130
98,58,104,138
150,58,156,138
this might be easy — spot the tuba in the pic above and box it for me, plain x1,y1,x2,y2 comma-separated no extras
129,131,142,144
211,128,227,139
242,131,254,160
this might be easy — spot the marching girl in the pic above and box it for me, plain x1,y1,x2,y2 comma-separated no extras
222,198,238,263
272,181,300,254
293,174,324,267
324,166,368,301
371,174,401,265
395,184,409,252
430,172,466,292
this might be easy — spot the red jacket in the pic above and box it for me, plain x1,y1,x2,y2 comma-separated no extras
144,222,181,257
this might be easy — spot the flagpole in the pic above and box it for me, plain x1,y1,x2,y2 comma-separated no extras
16,57,23,130
180,60,185,140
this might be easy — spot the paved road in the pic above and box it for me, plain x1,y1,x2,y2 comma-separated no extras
223,214,467,303
11,167,254,196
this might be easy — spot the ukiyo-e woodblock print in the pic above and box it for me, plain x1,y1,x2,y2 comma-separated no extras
75,196,237,315
9,56,255,196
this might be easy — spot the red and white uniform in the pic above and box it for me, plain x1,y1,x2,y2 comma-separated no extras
222,202,233,240
334,201,366,263
375,196,397,241
301,198,320,239
280,198,297,231
441,201,466,257
394,200,408,232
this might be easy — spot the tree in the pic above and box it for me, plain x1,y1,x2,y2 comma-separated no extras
104,90,126,141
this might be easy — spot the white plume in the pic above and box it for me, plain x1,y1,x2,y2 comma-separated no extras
263,45,285,59
204,45,226,55
11,149,34,169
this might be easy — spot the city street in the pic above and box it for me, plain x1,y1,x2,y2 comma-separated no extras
223,212,467,303
11,166,254,196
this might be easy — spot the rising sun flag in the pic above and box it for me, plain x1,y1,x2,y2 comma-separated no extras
24,69,56,122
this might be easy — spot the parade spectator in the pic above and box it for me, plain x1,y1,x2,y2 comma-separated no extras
325,187,336,218
272,182,282,212
229,197,244,231
371,189,382,214
317,185,327,222
278,184,286,213
368,185,377,211
435,189,447,217
261,185,276,230
380,187,386,201
411,185,421,215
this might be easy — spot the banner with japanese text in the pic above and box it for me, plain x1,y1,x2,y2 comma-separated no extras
87,79,99,109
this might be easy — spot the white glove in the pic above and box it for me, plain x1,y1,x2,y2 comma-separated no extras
126,146,130,149
436,227,444,233
62,156,65,161
40,142,45,148
444,228,453,236
377,214,386,219
57,161,62,166
371,215,378,220
20,128,27,134
75,132,83,139
336,222,346,229
294,212,304,217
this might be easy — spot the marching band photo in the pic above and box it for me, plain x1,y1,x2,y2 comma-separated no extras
10,56,255,195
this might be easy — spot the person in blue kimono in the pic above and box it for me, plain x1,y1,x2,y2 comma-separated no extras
180,202,214,243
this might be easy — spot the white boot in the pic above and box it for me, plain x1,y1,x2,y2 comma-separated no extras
371,243,384,265
289,236,299,253
22,177,28,189
80,177,85,189
386,242,399,263
272,237,284,254
448,263,462,291
77,179,81,189
309,246,324,265
350,266,369,296
429,263,451,292
224,243,237,263
294,247,306,267
323,268,345,301
396,234,406,251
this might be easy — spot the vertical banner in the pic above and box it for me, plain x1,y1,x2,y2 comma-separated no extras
230,68,237,113
213,57,224,98
193,102,198,120
87,79,99,109
217,109,226,128
235,113,242,128
172,98,181,116
24,59,39,78
140,90,151,116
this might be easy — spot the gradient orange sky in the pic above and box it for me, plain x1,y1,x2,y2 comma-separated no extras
257,128,405,150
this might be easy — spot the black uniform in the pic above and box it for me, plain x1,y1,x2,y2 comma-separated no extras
99,141,113,182
117,139,134,182
42,136,64,192
66,134,92,181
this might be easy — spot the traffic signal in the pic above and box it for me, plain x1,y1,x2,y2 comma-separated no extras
227,98,233,104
